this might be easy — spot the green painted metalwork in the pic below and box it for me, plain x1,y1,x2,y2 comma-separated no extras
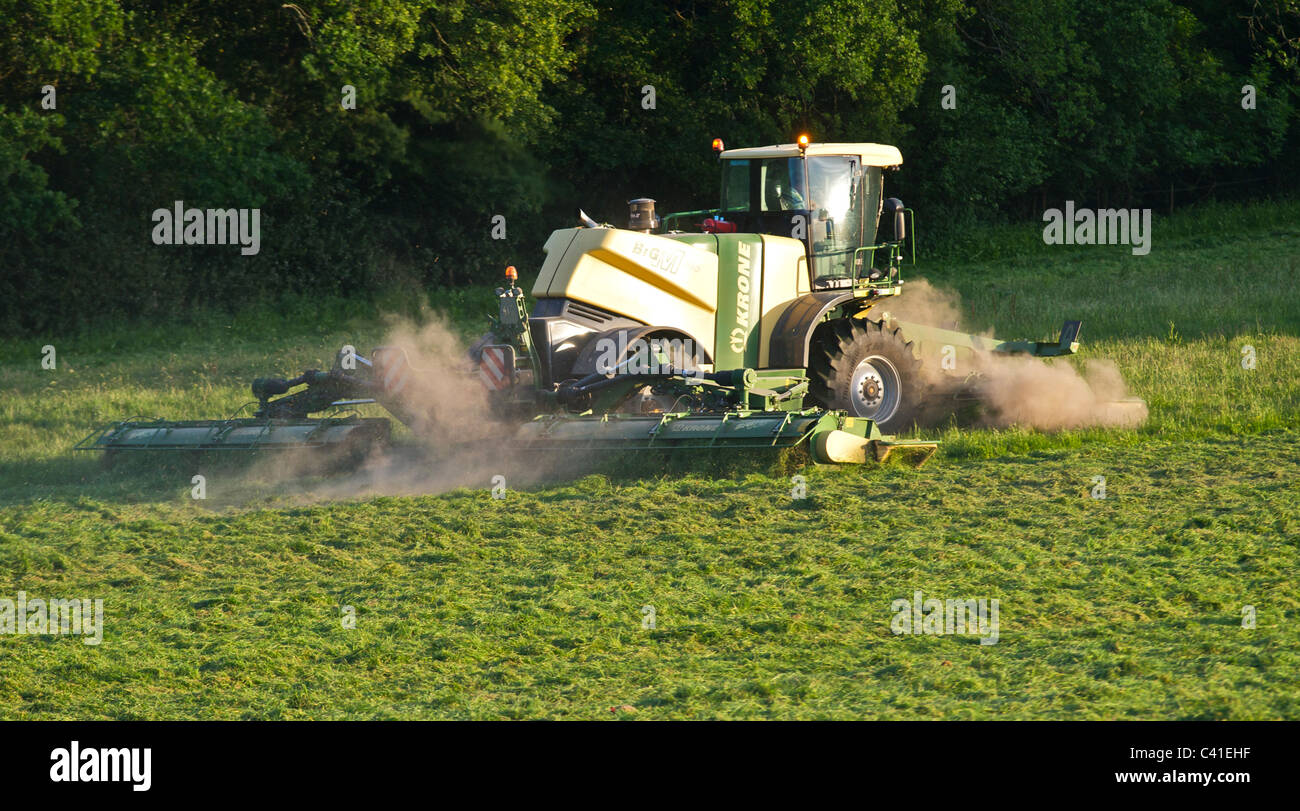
490,277,540,383
511,407,936,466
74,416,390,453
710,234,765,370
512,408,835,453
884,316,1082,359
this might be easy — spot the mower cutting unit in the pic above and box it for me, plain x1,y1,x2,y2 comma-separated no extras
74,350,397,465
79,137,1104,469
76,416,389,454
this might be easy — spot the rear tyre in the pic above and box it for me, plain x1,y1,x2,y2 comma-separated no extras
809,318,925,433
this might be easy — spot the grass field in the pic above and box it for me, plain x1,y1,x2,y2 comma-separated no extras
1,200,1298,719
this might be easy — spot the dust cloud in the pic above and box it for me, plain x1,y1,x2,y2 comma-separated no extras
971,354,1147,430
888,278,1146,430
371,314,498,446
245,310,581,500
883,278,968,332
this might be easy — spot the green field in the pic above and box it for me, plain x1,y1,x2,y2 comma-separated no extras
2,202,1298,719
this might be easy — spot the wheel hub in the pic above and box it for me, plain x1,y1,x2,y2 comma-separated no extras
859,373,883,406
848,354,901,422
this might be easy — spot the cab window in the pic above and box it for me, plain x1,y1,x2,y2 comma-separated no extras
760,158,807,211
720,159,750,212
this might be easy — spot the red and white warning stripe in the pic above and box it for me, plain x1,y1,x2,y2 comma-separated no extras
372,348,412,396
479,346,512,390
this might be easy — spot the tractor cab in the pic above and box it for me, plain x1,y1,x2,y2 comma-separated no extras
706,141,904,288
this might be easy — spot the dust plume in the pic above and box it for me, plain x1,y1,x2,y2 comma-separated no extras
889,278,1146,430
971,355,1147,430
245,309,584,500
372,312,498,446
885,278,967,332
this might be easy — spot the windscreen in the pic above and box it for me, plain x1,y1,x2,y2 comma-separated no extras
807,156,860,281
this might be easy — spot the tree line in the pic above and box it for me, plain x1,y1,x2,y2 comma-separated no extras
2,0,1296,335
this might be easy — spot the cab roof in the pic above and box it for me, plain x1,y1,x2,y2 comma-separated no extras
719,142,903,167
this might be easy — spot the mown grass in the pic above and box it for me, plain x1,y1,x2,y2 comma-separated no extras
0,198,1297,719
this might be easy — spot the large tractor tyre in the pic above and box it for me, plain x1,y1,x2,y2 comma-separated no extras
809,318,926,433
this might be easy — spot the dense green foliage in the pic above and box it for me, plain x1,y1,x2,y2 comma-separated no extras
2,0,1297,335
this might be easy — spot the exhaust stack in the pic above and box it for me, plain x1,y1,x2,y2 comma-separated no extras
628,198,657,232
